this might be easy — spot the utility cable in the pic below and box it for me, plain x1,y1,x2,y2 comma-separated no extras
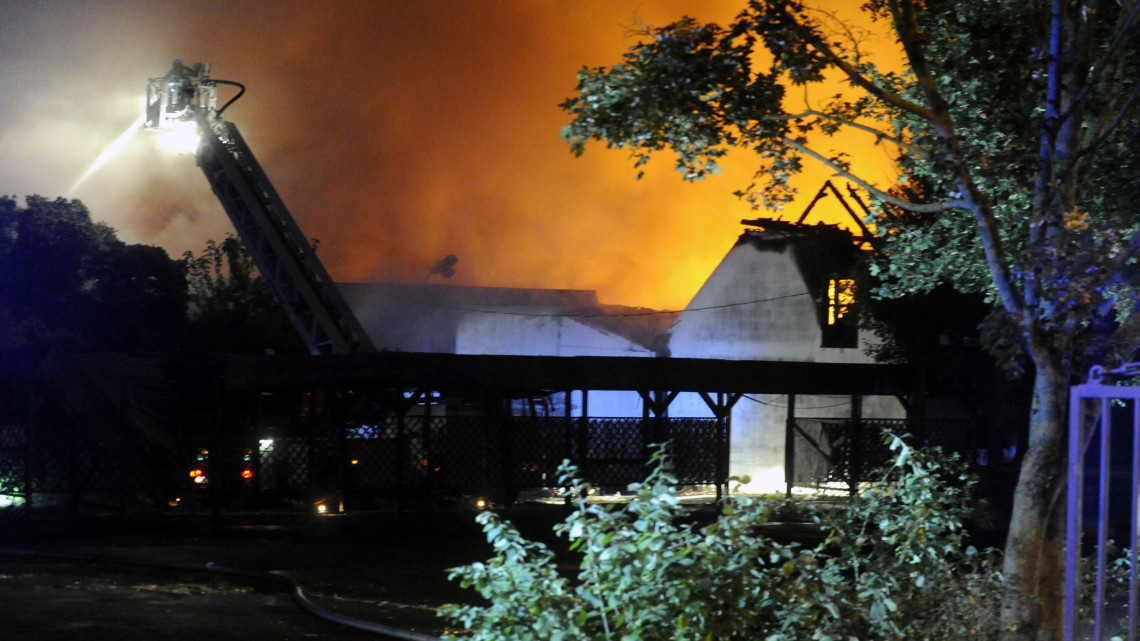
742,394,854,410
412,289,820,320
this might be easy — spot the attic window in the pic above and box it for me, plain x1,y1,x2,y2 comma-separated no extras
822,278,858,348
827,279,855,325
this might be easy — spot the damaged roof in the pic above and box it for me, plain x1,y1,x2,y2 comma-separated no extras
338,282,675,354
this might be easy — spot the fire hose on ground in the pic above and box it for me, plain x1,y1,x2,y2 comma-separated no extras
0,547,442,641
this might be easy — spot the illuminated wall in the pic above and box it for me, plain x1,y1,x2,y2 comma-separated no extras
341,226,910,492
340,281,655,417
668,231,905,492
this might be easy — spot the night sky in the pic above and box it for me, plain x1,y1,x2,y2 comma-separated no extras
0,1,897,310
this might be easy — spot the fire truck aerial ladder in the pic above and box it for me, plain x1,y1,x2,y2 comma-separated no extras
145,60,375,355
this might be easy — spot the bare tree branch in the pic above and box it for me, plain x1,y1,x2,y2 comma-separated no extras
1064,0,1140,117
888,0,1026,318
1079,78,1140,159
764,2,937,122
801,4,871,62
782,109,927,157
780,136,964,214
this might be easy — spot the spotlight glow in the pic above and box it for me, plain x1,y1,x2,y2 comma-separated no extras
154,119,201,154
0,493,24,508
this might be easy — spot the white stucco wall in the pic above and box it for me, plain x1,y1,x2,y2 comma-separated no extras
455,314,652,358
455,313,650,417
669,237,876,363
668,237,905,492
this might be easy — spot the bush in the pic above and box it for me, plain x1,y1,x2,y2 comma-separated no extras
441,436,1003,641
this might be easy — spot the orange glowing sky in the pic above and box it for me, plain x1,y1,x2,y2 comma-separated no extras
0,1,900,310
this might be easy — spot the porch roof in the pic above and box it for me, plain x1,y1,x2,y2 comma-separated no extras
222,352,919,397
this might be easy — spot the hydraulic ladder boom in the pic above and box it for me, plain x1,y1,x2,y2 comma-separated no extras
146,61,374,355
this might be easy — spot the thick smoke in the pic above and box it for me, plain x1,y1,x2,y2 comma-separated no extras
0,1,896,310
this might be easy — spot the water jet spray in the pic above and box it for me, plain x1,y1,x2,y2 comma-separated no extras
65,113,146,197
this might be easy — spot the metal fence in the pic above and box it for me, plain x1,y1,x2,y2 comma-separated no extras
0,402,721,512
0,416,181,512
250,414,721,509
0,372,186,512
1066,365,1140,641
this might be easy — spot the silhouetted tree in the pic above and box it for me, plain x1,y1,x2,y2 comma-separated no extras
561,2,1140,637
182,235,305,354
0,195,186,352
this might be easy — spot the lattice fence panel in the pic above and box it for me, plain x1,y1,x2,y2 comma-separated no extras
581,418,649,487
793,418,974,492
422,415,490,493
0,424,24,500
667,418,721,485
343,421,399,490
510,417,571,488
255,437,332,493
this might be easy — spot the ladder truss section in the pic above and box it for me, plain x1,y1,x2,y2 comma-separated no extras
197,117,375,355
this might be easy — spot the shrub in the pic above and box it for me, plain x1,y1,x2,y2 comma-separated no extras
441,436,1003,640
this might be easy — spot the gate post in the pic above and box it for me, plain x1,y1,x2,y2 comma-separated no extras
1065,364,1140,641
849,395,863,496
785,394,797,499
577,390,589,487
697,391,742,499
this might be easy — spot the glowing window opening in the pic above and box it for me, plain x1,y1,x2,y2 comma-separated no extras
827,278,856,325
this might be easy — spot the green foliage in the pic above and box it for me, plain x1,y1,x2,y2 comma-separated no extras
442,439,1003,641
0,471,21,505
561,4,1140,637
1074,547,1135,639
561,1,1140,365
0,195,186,351
871,0,1140,331
182,235,305,354
562,18,788,185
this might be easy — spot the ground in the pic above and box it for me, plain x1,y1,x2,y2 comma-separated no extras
0,506,571,640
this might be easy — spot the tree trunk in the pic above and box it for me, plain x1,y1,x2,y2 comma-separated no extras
1001,357,1068,641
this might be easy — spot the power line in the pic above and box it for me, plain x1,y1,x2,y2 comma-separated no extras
742,394,853,410
441,289,820,320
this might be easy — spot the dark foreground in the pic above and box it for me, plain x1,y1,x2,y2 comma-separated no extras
0,499,1008,640
0,506,569,641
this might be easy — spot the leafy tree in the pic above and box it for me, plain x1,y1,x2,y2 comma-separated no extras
0,196,299,355
862,285,1032,480
0,195,186,352
443,440,1007,640
182,235,304,354
560,2,1140,638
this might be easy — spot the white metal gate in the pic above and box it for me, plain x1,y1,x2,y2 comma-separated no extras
1066,364,1140,641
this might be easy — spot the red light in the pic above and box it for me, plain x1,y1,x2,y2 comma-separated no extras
241,469,253,479
189,469,203,478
